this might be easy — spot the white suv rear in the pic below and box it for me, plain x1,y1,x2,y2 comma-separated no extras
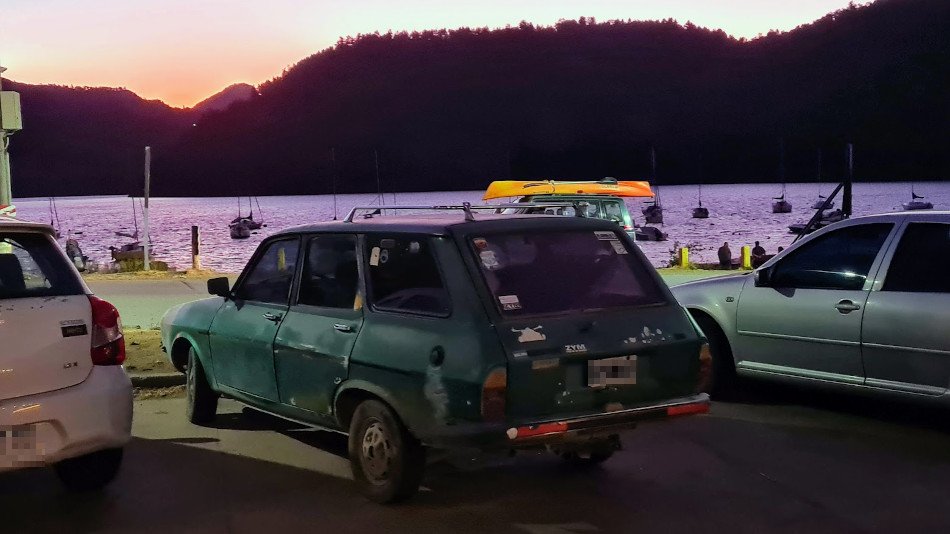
0,217,132,490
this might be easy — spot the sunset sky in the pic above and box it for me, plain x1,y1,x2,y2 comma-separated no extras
2,0,858,108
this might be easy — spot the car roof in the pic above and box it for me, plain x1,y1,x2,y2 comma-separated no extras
0,216,56,234
276,212,621,237
843,211,950,224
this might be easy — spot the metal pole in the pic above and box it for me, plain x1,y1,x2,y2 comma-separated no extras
0,64,13,214
191,225,201,270
143,146,151,270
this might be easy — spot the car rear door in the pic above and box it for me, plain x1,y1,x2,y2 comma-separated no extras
734,223,896,383
274,234,363,422
862,220,950,395
209,236,300,401
0,230,92,400
466,227,702,420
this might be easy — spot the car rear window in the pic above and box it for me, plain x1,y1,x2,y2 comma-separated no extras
470,230,665,316
0,232,84,300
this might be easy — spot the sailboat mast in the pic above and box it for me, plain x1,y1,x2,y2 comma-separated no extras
143,146,151,271
650,146,659,206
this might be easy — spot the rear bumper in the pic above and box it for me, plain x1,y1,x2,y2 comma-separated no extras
421,393,709,450
0,366,133,472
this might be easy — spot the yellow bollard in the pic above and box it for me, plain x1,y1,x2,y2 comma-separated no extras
277,247,287,271
741,245,752,270
679,247,689,268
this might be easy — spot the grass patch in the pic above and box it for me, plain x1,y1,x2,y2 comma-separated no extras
124,329,175,375
83,269,236,281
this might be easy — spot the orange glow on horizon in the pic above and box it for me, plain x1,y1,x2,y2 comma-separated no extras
1,0,859,108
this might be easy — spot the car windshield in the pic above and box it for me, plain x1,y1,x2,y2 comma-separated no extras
0,232,84,300
470,229,665,316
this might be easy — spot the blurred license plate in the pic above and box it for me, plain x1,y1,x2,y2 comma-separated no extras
588,356,637,387
0,425,37,461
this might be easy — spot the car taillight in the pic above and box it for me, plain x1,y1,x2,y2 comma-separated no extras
481,367,507,422
696,342,712,393
623,224,633,231
89,295,125,366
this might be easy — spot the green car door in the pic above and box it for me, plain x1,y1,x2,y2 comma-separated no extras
274,234,363,423
209,236,300,401
734,223,894,382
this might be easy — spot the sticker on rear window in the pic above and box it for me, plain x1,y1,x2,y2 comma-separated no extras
369,246,381,266
498,294,521,311
594,231,616,240
480,250,500,270
609,240,628,255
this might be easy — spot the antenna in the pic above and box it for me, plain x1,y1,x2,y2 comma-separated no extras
843,143,853,218
330,148,338,220
374,149,382,207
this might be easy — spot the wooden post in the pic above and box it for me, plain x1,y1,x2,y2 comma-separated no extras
679,247,689,268
191,225,201,270
741,245,752,270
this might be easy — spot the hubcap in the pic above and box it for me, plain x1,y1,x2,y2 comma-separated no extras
361,421,396,483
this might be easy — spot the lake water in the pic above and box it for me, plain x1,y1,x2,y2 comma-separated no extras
12,182,948,272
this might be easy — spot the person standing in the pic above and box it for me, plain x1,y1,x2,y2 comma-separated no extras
718,242,732,269
751,241,767,268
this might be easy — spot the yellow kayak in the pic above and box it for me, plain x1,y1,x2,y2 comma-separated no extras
483,179,654,200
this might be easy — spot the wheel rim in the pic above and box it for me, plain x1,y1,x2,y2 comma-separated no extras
360,420,396,484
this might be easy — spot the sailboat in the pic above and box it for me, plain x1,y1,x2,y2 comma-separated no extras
230,196,264,231
692,184,709,219
902,185,933,210
771,139,792,213
641,147,663,224
810,150,835,210
111,198,145,261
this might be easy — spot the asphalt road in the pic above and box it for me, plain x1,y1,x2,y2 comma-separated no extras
4,384,949,533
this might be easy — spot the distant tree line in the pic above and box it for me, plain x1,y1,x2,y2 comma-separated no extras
5,0,948,198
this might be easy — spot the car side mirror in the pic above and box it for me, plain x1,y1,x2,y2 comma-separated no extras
754,267,773,287
207,277,231,298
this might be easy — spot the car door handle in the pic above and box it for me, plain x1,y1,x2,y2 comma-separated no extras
263,312,283,323
834,300,861,314
333,323,354,333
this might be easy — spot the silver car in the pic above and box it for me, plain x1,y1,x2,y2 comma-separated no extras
672,212,950,401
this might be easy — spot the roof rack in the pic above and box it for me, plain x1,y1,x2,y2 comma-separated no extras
343,201,588,223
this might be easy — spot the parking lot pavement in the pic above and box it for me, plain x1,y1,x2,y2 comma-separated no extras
4,384,950,533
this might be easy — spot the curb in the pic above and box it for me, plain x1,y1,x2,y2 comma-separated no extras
130,373,185,388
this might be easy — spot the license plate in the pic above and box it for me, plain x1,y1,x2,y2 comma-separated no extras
0,425,38,467
588,356,637,387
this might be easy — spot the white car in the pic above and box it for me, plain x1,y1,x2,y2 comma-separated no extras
0,217,132,490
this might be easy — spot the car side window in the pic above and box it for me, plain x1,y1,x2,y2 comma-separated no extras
235,238,299,304
298,235,360,308
882,223,950,293
770,223,893,290
365,235,450,316
604,201,624,222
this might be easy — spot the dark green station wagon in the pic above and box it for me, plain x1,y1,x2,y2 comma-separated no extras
161,205,710,502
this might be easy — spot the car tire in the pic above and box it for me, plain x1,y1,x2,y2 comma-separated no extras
348,399,425,504
186,347,218,425
54,447,123,492
694,314,738,396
